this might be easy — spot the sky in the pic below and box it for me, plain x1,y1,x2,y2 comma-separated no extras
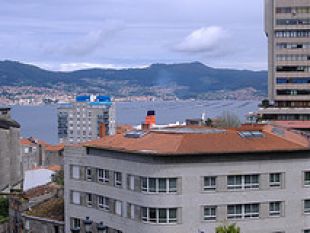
0,0,267,71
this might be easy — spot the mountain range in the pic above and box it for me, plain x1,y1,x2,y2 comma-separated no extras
0,60,267,99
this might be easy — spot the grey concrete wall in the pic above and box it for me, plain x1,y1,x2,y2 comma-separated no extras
0,221,9,233
0,127,22,191
64,147,310,233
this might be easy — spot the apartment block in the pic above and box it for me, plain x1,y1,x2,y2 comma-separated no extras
64,125,310,233
259,0,310,120
58,95,116,144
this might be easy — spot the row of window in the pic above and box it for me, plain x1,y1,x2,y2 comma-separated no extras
141,208,177,224
72,165,177,193
140,177,177,193
276,55,310,61
274,101,310,108
72,165,310,193
276,78,310,84
277,66,310,73
277,89,310,96
275,30,310,38
72,166,123,188
277,43,310,50
276,18,310,26
71,190,310,225
262,114,310,121
276,7,310,14
71,191,123,216
204,172,310,191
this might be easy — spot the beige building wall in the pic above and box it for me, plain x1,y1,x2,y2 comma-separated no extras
265,0,310,103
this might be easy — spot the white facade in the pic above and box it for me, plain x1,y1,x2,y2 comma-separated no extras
58,99,116,144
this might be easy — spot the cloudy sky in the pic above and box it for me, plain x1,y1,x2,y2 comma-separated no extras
0,0,267,71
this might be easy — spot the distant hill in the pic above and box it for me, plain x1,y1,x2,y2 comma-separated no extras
0,60,267,99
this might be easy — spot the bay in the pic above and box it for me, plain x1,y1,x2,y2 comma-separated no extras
11,100,259,144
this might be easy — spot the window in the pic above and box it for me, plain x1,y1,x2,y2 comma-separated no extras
71,218,80,229
72,191,81,205
244,175,259,189
115,200,122,216
270,173,281,187
227,175,259,190
304,230,310,233
141,208,177,224
204,206,217,221
128,203,135,219
227,176,242,189
203,176,216,191
98,169,109,183
86,167,92,181
227,204,242,219
158,178,166,192
114,172,122,187
141,177,177,193
304,171,310,186
244,203,259,218
98,196,110,211
304,200,310,214
168,178,177,193
54,226,59,233
269,202,281,217
86,193,92,207
227,204,259,219
128,175,135,191
72,166,80,179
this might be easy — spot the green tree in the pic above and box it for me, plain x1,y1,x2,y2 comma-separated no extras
52,170,64,186
0,197,9,219
216,223,240,233
214,111,241,129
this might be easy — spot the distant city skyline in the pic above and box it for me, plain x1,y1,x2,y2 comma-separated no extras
1,0,266,71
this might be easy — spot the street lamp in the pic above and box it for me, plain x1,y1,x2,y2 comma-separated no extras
83,216,93,233
97,222,108,233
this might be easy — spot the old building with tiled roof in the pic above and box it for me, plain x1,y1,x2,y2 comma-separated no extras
9,183,64,233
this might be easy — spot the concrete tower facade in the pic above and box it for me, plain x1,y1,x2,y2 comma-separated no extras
260,0,310,120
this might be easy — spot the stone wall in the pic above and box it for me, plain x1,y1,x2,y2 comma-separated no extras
0,221,9,233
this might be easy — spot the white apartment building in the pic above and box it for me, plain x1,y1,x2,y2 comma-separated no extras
64,125,310,233
58,95,116,144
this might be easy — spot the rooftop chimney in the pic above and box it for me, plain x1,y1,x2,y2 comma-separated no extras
145,110,156,126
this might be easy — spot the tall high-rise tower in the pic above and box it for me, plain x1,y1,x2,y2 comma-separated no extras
260,0,310,120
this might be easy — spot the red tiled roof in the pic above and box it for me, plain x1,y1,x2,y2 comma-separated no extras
45,144,64,152
25,197,64,222
84,125,310,155
23,183,59,199
20,138,33,145
20,138,48,146
31,165,62,172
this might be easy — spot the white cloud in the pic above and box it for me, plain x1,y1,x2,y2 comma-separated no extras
174,26,229,53
42,20,125,57
33,62,149,72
